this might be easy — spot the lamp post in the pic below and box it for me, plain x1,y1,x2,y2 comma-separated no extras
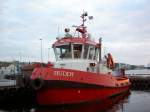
39,38,43,65
19,52,21,62
48,48,50,61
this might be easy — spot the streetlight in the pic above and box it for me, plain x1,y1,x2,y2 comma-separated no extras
39,38,43,65
48,48,50,61
19,52,22,62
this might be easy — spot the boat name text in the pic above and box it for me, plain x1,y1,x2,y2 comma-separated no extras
54,71,74,77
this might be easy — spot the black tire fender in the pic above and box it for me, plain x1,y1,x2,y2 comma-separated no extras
31,78,43,90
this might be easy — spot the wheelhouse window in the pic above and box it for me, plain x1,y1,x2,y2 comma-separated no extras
88,46,95,60
54,44,72,60
83,45,89,59
73,44,82,59
94,47,99,61
83,45,98,60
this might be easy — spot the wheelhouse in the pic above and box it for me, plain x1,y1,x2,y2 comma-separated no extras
53,42,99,61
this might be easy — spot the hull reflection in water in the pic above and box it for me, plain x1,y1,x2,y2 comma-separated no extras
35,92,130,112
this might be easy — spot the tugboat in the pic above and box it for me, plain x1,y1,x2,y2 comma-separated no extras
30,12,130,105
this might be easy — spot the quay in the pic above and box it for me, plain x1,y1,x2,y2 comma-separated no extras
0,77,35,106
126,69,150,90
0,62,39,106
0,79,16,87
128,75,150,90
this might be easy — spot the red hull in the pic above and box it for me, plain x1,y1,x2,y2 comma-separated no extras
36,85,129,105
31,68,130,105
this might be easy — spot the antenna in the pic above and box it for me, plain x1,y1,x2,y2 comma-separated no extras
81,11,88,27
75,11,93,38
81,11,93,27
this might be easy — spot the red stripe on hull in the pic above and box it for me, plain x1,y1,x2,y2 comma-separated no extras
36,86,129,105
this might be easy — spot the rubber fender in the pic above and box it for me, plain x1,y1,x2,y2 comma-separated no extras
31,78,43,90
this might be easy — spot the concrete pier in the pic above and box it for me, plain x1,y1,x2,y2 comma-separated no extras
127,75,150,90
126,69,150,90
0,76,35,106
0,79,16,87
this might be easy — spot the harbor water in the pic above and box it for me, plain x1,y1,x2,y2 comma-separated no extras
0,90,150,112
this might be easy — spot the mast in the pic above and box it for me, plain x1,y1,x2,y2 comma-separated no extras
81,11,87,27
75,11,88,38
99,38,102,62
75,11,93,38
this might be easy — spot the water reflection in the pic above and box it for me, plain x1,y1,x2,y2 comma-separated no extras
34,95,127,112
35,92,130,112
1,91,150,112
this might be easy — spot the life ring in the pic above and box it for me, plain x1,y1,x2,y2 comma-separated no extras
31,78,44,90
106,53,114,69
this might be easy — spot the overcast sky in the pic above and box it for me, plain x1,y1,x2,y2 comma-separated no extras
0,0,150,65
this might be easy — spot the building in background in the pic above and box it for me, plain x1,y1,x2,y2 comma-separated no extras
0,61,20,79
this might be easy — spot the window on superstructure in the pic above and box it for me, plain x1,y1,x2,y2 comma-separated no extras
88,46,95,60
94,47,99,61
55,44,72,60
83,45,89,59
73,44,82,58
